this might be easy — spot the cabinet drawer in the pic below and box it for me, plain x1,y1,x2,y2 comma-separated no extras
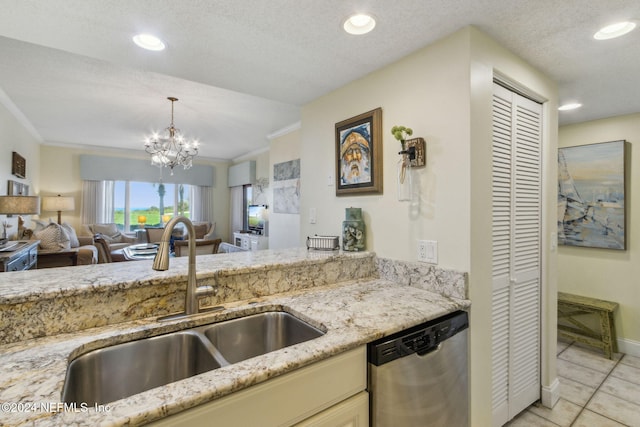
6,253,31,271
29,248,38,265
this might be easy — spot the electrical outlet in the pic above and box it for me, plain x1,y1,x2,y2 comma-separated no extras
417,240,428,262
417,240,438,264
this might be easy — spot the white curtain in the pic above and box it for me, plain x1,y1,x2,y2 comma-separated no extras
230,186,243,233
81,180,114,225
190,185,213,222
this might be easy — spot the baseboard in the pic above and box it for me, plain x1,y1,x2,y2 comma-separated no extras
541,378,560,409
618,337,640,357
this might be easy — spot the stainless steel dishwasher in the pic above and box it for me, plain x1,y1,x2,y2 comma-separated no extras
368,310,469,427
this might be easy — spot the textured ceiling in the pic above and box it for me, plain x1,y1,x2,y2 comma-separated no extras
0,0,638,161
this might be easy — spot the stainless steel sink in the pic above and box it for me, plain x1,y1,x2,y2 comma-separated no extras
62,311,324,405
202,311,325,363
62,331,221,405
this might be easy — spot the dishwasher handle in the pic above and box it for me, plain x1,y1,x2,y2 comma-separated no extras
416,342,442,356
398,329,437,356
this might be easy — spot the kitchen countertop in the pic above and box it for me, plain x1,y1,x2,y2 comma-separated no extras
0,248,380,344
1,280,469,426
0,250,469,426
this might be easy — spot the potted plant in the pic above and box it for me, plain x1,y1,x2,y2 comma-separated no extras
391,125,413,151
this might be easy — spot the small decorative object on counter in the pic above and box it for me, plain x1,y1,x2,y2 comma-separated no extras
342,207,365,251
306,235,340,251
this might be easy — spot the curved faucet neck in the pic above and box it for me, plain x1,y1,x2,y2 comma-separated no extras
151,216,199,315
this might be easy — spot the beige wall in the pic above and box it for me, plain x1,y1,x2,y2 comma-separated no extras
300,26,558,425
559,113,640,355
38,145,231,241
0,100,41,237
268,127,302,249
301,28,472,268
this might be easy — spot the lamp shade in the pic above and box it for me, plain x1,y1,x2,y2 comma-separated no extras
42,195,75,212
0,196,41,215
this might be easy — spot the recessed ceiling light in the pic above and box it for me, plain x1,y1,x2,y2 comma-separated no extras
594,21,636,40
558,103,583,111
343,14,376,35
132,33,166,51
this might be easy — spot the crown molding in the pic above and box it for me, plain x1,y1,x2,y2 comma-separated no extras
0,88,43,142
267,121,301,140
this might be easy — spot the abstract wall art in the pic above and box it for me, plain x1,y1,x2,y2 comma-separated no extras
558,140,627,250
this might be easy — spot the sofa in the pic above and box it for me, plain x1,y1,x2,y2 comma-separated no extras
29,221,98,268
37,235,98,268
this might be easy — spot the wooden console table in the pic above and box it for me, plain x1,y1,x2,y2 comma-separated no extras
558,292,618,359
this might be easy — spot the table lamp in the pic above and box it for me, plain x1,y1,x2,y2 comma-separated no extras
42,194,75,224
0,196,41,243
138,215,147,229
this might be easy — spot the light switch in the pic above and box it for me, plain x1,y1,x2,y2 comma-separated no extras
309,208,317,224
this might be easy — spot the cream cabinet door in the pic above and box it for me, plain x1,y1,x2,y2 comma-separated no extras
295,391,369,427
149,347,366,427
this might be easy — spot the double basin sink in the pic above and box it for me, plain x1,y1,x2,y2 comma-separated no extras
62,311,325,405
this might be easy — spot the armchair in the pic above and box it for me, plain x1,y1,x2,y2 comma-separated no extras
145,227,165,244
81,223,137,263
186,221,216,241
174,238,222,257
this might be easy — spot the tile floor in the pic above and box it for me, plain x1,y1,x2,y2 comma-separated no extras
507,341,640,427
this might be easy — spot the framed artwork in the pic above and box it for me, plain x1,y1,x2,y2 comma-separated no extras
558,140,627,250
335,107,382,196
273,159,300,214
12,152,26,178
7,180,28,196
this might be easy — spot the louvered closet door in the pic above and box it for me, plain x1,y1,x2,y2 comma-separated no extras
491,83,542,426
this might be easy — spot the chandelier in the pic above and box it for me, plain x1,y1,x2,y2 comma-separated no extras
144,97,199,175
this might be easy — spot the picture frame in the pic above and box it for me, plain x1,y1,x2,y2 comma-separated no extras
335,107,383,196
12,151,26,178
7,180,27,196
558,140,627,250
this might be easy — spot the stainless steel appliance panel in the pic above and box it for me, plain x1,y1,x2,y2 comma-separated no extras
368,311,468,427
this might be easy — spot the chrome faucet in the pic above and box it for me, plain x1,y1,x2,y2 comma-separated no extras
153,216,213,316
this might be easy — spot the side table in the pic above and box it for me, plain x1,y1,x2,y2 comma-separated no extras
0,240,39,272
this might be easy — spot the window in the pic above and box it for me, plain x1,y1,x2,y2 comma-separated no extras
114,181,192,231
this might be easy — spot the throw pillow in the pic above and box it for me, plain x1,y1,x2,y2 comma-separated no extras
32,219,49,233
35,223,71,250
61,223,80,248
91,223,123,243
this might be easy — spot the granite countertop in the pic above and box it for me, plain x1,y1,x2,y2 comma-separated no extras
0,278,469,426
0,248,374,304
